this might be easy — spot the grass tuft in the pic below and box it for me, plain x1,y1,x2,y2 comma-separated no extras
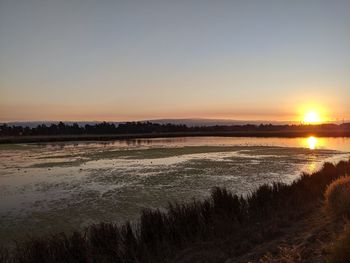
324,175,350,217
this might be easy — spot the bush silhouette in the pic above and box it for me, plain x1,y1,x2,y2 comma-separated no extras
325,175,350,217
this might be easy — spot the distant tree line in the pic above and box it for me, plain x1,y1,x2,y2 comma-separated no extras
0,121,349,136
0,122,189,136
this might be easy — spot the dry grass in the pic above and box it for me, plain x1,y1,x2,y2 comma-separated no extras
328,225,350,263
324,175,350,217
0,247,9,263
259,246,302,263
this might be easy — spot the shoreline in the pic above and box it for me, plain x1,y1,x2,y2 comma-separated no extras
1,160,350,262
1,130,350,144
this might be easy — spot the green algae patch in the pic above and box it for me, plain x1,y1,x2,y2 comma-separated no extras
87,146,245,160
30,159,84,168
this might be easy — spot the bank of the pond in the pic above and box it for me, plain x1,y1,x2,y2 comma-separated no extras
1,159,350,263
1,130,350,144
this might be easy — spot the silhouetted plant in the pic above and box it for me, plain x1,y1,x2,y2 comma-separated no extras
325,175,350,217
1,122,349,137
0,247,9,263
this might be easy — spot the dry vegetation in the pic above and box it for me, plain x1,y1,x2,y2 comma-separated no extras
324,175,350,217
1,160,350,263
328,225,350,263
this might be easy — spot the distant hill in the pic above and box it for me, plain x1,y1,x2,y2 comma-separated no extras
144,118,294,126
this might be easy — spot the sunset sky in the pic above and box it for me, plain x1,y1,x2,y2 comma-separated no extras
1,0,349,122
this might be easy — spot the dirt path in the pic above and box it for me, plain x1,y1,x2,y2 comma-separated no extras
172,205,346,263
232,205,346,263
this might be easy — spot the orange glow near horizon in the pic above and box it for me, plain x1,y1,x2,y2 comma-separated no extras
303,111,321,124
298,104,329,124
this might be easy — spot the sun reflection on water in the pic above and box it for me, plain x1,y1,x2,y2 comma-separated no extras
307,136,318,150
303,136,329,150
307,162,317,173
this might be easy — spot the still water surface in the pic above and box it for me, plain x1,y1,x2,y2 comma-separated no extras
0,136,349,244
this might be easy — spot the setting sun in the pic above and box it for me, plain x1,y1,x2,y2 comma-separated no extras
303,111,322,124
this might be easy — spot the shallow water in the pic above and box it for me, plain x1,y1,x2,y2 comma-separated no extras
0,136,349,244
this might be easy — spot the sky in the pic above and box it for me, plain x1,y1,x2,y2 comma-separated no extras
0,0,349,122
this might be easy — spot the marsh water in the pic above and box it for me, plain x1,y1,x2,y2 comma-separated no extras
1,136,350,245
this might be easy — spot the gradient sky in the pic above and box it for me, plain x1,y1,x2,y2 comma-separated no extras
1,0,349,122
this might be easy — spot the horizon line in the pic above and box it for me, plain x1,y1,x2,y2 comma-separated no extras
1,118,349,125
